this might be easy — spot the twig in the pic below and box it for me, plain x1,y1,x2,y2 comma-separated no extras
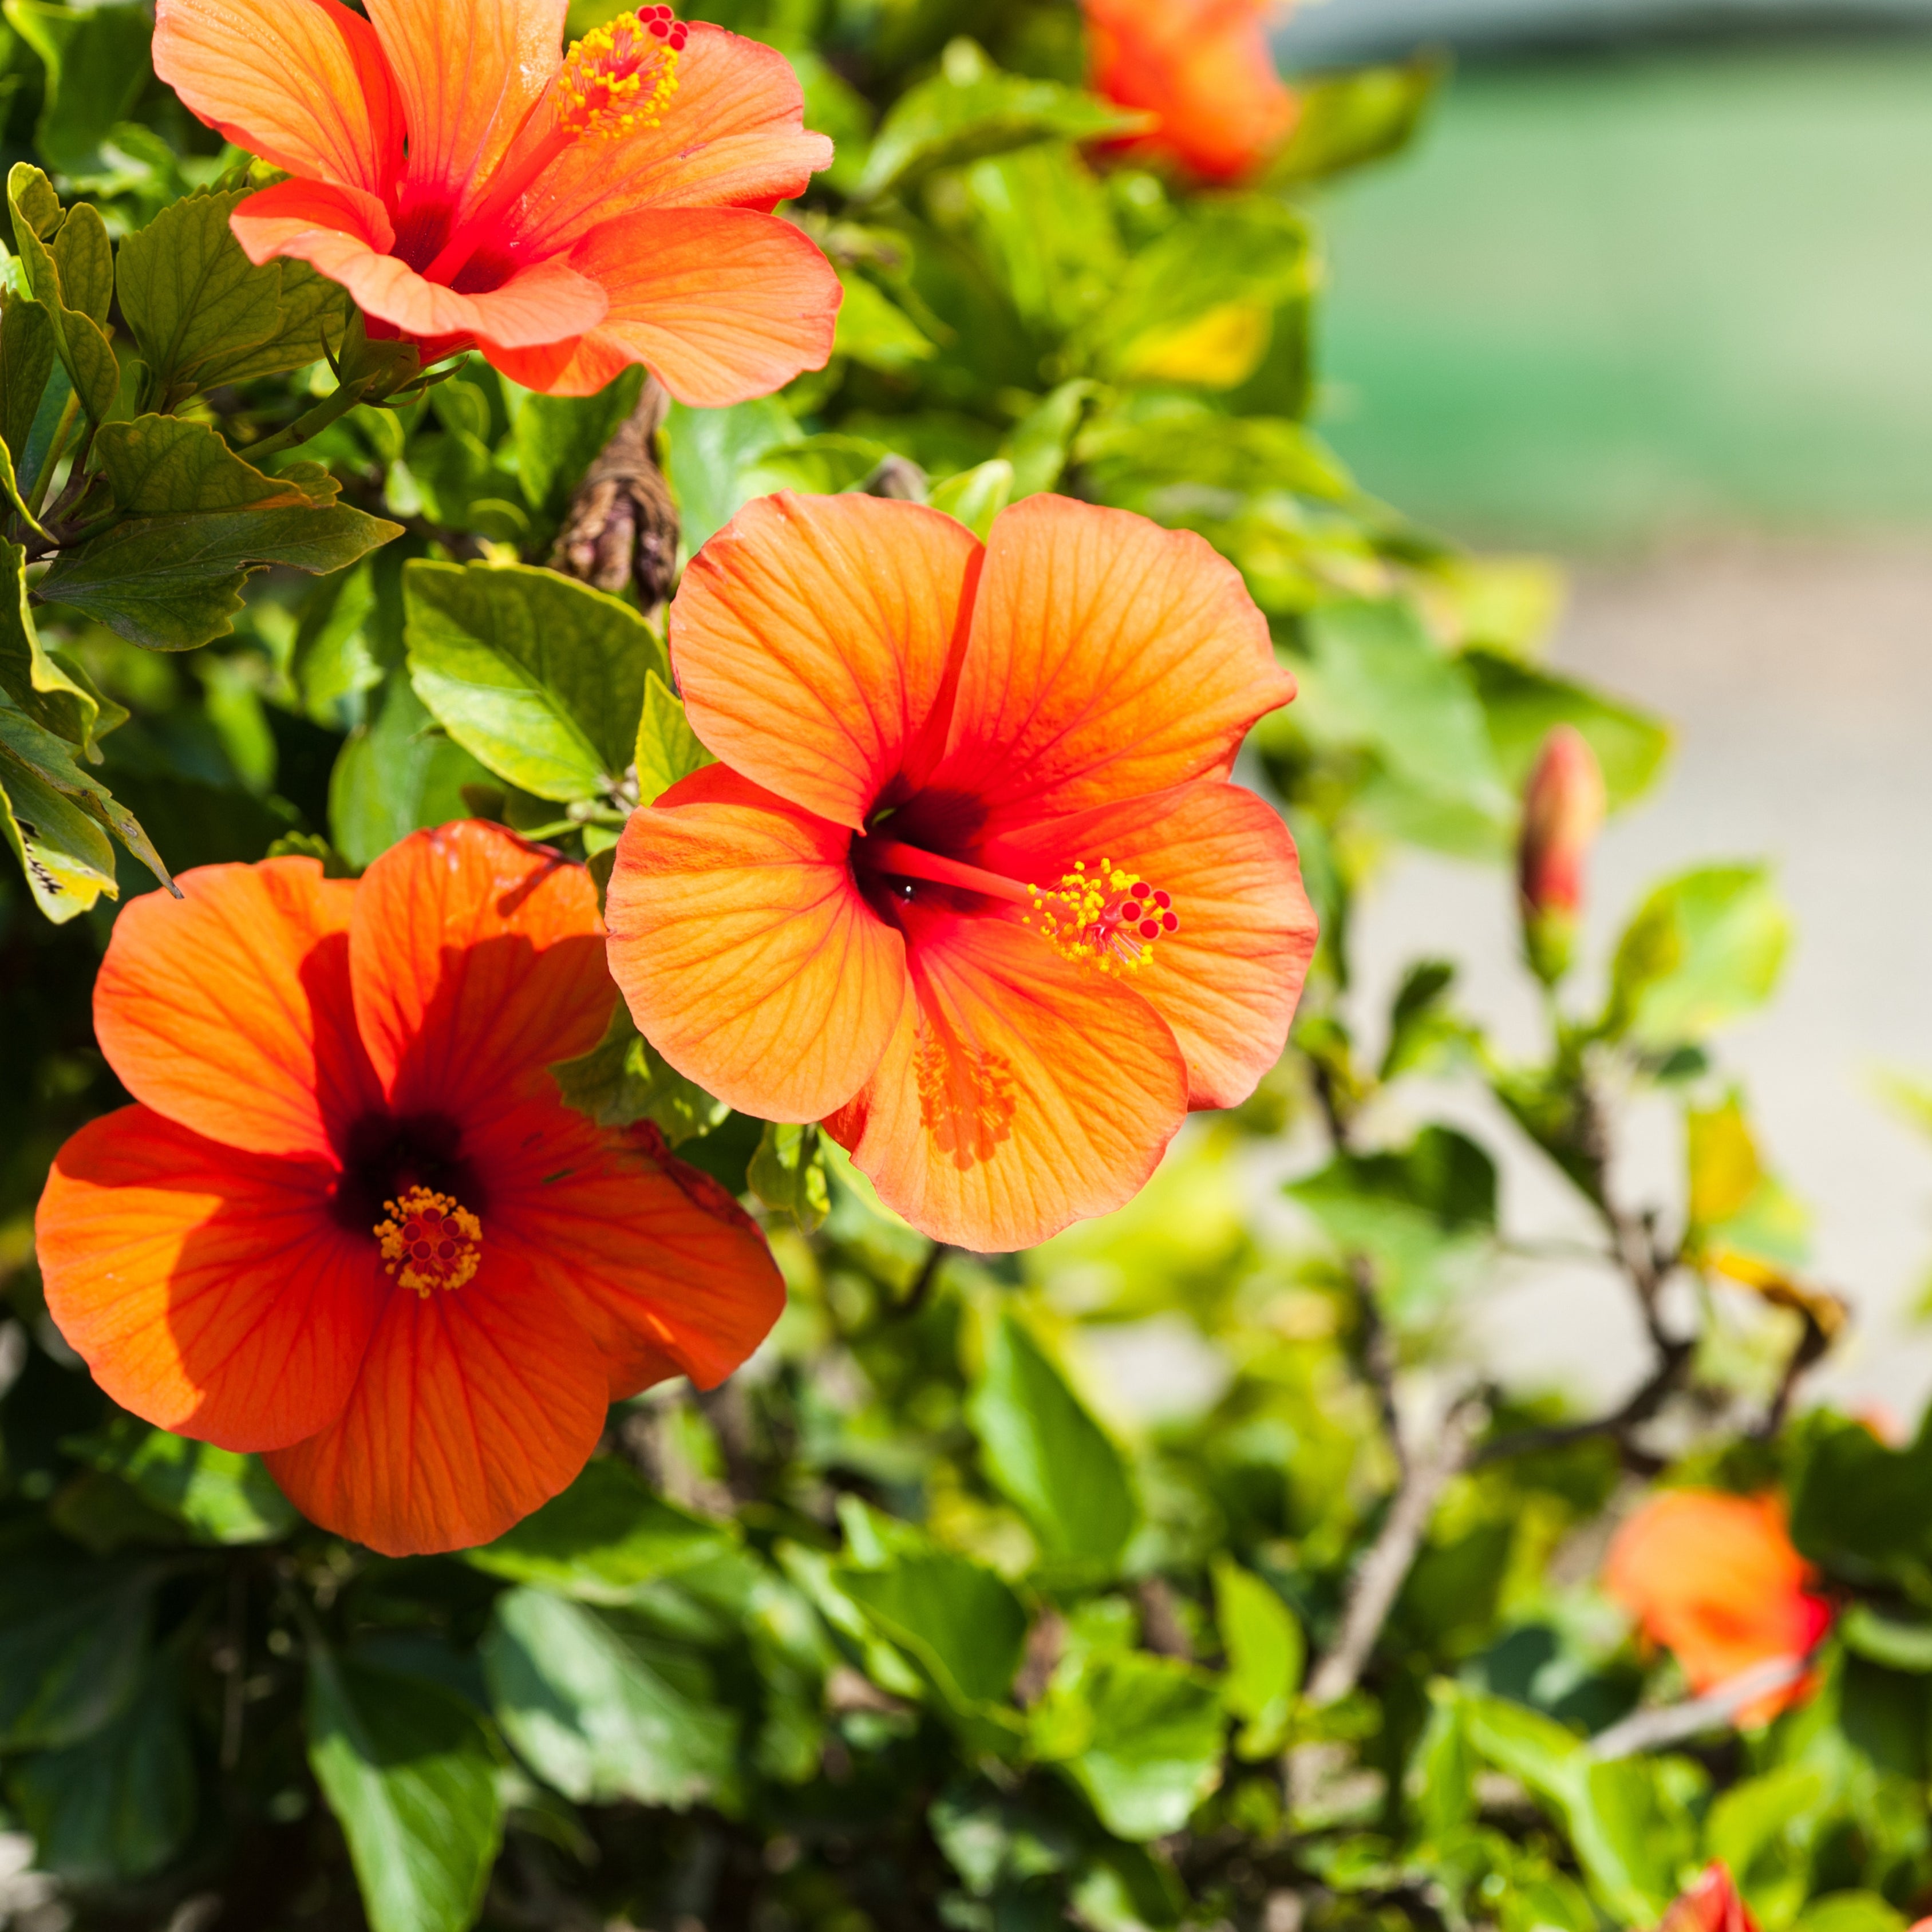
884,1241,950,1323
1754,1300,1840,1440
1586,1653,1812,1760
1345,1254,1405,1478
1304,1393,1486,1706
1472,1336,1693,1469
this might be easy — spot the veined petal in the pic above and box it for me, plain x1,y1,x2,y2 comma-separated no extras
606,767,908,1123
488,207,839,405
506,25,832,259
981,780,1317,1109
825,906,1188,1251
92,855,378,1160
153,0,405,195
350,822,613,1124
264,1244,607,1555
232,181,607,350
933,494,1295,828
670,493,981,829
37,1109,381,1453
362,0,566,211
477,1099,784,1397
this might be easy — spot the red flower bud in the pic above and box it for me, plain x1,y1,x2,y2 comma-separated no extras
1518,725,1606,982
1659,1865,1760,1932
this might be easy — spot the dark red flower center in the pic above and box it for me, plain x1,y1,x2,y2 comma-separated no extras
330,1112,488,1236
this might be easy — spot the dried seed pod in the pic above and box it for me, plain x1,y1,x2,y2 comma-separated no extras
550,376,681,610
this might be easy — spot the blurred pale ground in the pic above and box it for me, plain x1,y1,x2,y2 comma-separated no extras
1310,41,1932,1412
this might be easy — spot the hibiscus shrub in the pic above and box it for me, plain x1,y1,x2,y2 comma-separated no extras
0,6,1926,1932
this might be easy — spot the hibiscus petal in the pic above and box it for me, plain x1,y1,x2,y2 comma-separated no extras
362,0,566,211
264,1244,607,1555
488,206,840,406
668,493,980,830
92,855,378,1160
37,1109,381,1453
825,907,1188,1251
153,0,405,194
507,25,832,259
230,181,607,350
606,767,908,1123
475,1099,784,1397
933,494,1296,829
981,780,1317,1109
349,821,612,1125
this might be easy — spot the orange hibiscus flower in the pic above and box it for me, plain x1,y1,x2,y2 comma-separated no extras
151,0,840,400
1660,1866,1759,1932
35,821,784,1557
1084,0,1298,185
605,491,1317,1252
1604,1490,1832,1722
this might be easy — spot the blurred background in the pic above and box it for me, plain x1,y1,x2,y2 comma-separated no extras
1275,0,1932,1410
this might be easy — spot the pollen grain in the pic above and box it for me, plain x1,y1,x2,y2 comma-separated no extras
558,6,686,139
1022,860,1180,975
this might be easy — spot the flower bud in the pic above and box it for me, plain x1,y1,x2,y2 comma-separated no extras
1518,724,1606,984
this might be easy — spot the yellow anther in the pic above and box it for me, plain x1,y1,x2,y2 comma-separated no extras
374,1186,483,1296
557,8,685,139
1025,860,1179,976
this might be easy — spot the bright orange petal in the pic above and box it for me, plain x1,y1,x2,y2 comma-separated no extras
933,495,1295,829
37,1109,381,1453
92,855,377,1161
264,1244,607,1555
487,207,839,405
350,821,612,1124
478,1099,784,1396
230,181,607,349
607,767,908,1122
507,25,832,259
825,907,1188,1251
362,0,564,210
153,0,405,194
981,781,1316,1110
669,493,981,829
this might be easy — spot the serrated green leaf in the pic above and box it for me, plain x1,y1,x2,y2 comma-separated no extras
2,538,98,746
855,38,1147,203
307,1650,503,1932
93,415,321,515
633,667,712,804
837,1545,1028,1714
328,670,493,871
7,163,117,421
0,293,57,492
550,1001,728,1145
37,501,401,651
749,1121,831,1234
117,186,349,402
404,558,659,801
967,1307,1136,1576
4,1,151,177
483,1587,736,1807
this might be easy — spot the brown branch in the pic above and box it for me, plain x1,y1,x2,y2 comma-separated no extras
1585,1653,1812,1760
1345,1253,1405,1478
550,375,678,610
1473,1334,1693,1471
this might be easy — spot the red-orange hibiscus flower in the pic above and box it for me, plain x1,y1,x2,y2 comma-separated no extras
1604,1490,1832,1722
1084,0,1298,185
35,821,784,1557
151,0,840,400
1660,1866,1759,1932
605,491,1317,1252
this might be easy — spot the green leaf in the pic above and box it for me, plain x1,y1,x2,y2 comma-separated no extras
0,1555,152,1749
833,267,937,373
1039,1650,1224,1842
307,1649,503,1932
483,1587,736,1807
1079,405,1353,512
116,187,347,404
291,560,384,728
837,1547,1028,1713
404,559,659,802
929,459,1012,541
511,365,645,521
93,415,323,515
69,1418,295,1544
11,1651,194,1885
662,394,795,554
749,1121,831,1234
4,1,151,176
1605,864,1792,1050
7,164,117,421
1789,1413,1932,1590
1705,1764,1828,1922
1210,1557,1302,1760
854,38,1147,203
1840,1603,1932,1672
467,1458,734,1603
966,1307,1137,1575
1264,56,1444,187
0,293,57,496
1004,380,1095,499
329,671,495,871
2,539,108,750
633,667,713,805
38,502,401,653
1793,1895,1907,1932
550,1000,728,1145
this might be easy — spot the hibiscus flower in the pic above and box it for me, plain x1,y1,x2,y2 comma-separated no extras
605,491,1317,1252
1605,1489,1832,1723
151,0,841,400
36,821,784,1556
1083,0,1298,185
